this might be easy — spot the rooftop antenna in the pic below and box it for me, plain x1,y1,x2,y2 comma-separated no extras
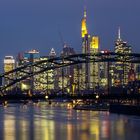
84,6,87,18
118,26,121,40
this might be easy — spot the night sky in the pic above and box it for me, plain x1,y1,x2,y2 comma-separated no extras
0,0,140,65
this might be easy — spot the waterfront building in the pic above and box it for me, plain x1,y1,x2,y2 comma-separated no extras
90,36,100,89
16,50,40,92
39,55,55,93
16,49,57,93
99,50,110,87
81,8,99,91
73,64,83,93
59,43,75,93
48,48,57,92
25,50,40,91
4,56,15,90
113,28,132,86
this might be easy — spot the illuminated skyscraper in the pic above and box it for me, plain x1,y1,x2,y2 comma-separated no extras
113,27,132,85
81,8,90,90
81,8,99,91
48,48,57,92
17,49,57,93
24,50,40,91
39,55,55,93
4,56,15,90
59,44,75,93
90,36,99,89
16,50,40,92
99,50,110,87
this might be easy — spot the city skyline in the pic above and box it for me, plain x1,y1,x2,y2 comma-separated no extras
0,0,140,61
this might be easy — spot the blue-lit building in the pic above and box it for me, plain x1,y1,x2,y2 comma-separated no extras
24,49,40,63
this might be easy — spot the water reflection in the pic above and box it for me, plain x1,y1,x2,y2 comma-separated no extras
4,114,16,140
0,102,140,140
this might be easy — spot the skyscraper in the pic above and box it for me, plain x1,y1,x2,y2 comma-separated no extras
81,8,90,90
90,36,99,89
4,56,15,90
23,48,57,93
81,8,99,91
16,50,40,92
39,55,55,93
60,43,75,93
113,27,132,86
48,48,57,92
99,50,110,87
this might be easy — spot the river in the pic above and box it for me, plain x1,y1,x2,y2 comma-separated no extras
0,101,140,140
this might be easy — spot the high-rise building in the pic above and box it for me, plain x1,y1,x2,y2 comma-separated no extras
99,50,110,87
113,28,132,86
16,50,40,92
16,49,57,93
4,56,15,90
81,8,99,91
39,55,55,93
48,48,57,92
81,8,90,90
59,44,75,93
25,50,40,91
90,36,100,89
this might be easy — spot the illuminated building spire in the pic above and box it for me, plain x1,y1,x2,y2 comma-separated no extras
81,7,88,38
84,7,87,18
118,27,121,41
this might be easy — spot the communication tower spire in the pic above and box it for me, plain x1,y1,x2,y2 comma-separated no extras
84,6,87,18
118,27,121,40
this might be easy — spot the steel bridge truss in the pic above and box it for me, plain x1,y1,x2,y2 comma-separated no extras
1,52,140,92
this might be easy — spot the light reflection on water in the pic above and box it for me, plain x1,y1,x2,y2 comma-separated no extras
0,102,140,140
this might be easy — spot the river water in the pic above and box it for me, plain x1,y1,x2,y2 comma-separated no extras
0,101,140,140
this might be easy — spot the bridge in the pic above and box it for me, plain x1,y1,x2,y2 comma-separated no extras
1,52,140,95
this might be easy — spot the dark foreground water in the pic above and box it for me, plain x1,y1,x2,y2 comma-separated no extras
0,102,140,140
